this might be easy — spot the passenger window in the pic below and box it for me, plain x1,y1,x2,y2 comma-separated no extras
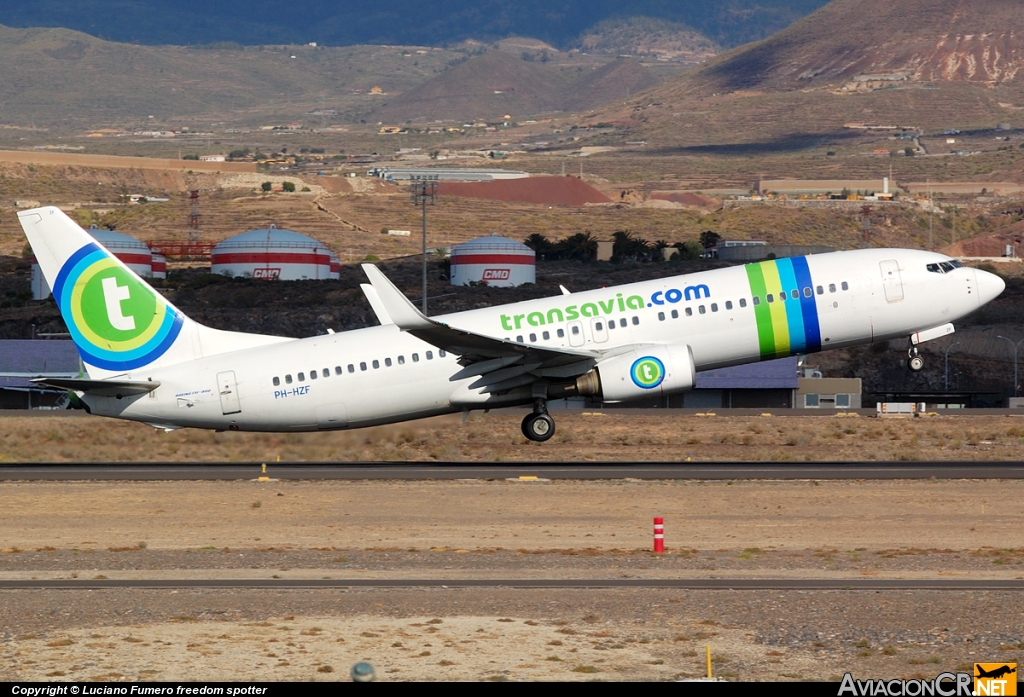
685,307,693,316
608,321,616,330
816,285,824,295
412,354,419,362
739,298,747,308
711,303,718,312
385,357,392,367
348,364,355,373
571,326,580,335
619,319,627,328
725,301,733,310
841,281,849,291
273,377,280,386
335,366,342,375
298,372,305,382
829,284,836,293
791,290,799,300
426,351,434,360
557,329,565,338
594,322,603,332
803,287,812,298
542,331,550,340
529,333,537,342
658,312,665,321
398,355,405,365
752,296,760,306
632,316,639,325
516,336,524,343
310,370,317,380
360,362,367,371
767,294,774,304
285,374,293,384
698,305,706,314
440,350,446,358
671,309,679,319
323,368,329,378
371,359,379,369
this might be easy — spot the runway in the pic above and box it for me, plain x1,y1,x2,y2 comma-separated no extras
1,461,1023,480
2,578,1023,590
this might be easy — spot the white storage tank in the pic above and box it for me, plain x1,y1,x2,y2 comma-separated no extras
211,225,334,280
86,226,154,277
450,233,535,287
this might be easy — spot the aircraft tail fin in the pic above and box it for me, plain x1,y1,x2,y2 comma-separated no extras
19,206,290,379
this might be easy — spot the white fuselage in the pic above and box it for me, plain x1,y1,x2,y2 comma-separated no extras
84,249,999,431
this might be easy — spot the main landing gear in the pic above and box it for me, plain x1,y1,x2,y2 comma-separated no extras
907,345,924,372
522,400,555,442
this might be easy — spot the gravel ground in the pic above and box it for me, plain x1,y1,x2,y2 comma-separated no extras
1,588,1022,682
1,478,1022,681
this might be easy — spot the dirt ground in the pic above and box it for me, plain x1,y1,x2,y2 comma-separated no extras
0,476,1022,681
3,410,1024,462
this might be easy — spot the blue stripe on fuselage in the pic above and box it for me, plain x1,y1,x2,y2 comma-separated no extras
791,256,822,353
776,258,807,353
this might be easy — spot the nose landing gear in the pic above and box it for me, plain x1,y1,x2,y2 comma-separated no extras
521,400,555,442
907,345,924,372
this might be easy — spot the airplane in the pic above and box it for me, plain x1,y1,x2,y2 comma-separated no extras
18,206,1005,442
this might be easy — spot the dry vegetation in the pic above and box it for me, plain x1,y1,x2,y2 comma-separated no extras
4,412,1024,462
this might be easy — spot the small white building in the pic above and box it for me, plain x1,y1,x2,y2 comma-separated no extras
450,234,535,287
211,225,334,280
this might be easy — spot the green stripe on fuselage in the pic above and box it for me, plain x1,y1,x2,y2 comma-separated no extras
745,263,775,359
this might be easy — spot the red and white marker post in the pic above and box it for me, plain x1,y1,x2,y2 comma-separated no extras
653,517,665,554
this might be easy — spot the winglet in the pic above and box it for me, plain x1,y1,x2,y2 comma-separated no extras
359,284,394,326
360,264,434,331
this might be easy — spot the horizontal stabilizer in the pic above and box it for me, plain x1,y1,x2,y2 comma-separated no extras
31,377,159,397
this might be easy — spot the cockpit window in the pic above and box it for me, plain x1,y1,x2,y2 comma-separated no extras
949,259,964,268
926,263,942,273
939,262,955,272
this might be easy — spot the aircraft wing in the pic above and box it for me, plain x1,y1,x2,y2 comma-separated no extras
31,377,159,397
361,264,599,380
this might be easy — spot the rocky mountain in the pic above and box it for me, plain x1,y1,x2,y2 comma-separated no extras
695,0,1024,93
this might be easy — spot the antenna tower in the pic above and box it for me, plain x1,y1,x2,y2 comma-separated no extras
188,189,201,245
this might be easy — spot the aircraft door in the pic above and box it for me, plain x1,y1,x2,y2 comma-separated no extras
567,320,585,347
880,260,904,303
590,318,609,343
216,370,241,415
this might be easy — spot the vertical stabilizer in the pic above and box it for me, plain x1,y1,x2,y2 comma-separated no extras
18,207,290,380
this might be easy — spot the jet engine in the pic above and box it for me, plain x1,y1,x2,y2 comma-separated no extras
575,344,696,402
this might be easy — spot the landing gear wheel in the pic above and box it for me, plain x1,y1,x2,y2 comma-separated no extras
907,345,924,372
521,413,556,442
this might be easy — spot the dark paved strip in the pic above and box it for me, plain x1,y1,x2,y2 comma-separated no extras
1,578,1022,590
1,461,1024,480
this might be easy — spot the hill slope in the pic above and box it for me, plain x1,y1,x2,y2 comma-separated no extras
695,0,1024,93
374,52,661,122
0,25,465,126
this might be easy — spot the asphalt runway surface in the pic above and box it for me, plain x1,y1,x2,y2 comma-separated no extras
1,461,1024,480
2,578,1023,590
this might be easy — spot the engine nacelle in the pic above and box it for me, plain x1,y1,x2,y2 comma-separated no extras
576,344,696,402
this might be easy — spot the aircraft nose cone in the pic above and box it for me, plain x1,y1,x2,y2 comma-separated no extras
976,268,1006,305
